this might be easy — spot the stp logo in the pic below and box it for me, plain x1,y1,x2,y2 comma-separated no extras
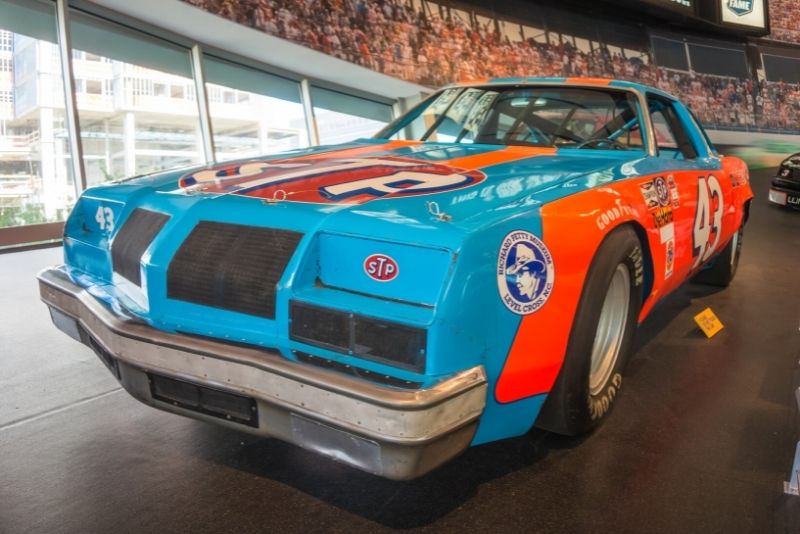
364,254,399,282
177,157,485,205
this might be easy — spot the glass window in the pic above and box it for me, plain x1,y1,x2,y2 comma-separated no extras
0,0,75,229
652,37,689,71
203,55,308,161
379,86,644,151
688,44,749,79
648,96,697,159
70,12,202,186
762,54,800,84
311,86,393,145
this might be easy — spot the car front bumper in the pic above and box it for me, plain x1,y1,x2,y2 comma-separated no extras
38,266,487,480
769,178,800,209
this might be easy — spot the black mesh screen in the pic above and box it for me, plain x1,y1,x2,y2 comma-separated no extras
167,222,302,318
289,300,426,372
111,208,170,286
354,317,426,372
290,302,350,350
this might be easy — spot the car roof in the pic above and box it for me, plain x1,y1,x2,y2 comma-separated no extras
446,77,678,102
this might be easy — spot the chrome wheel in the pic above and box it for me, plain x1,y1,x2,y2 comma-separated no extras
589,264,631,396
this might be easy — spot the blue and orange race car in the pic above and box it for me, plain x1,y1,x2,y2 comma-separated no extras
39,78,753,479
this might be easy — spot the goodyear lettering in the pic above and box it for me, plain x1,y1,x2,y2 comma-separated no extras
629,245,644,287
589,373,623,420
596,199,636,230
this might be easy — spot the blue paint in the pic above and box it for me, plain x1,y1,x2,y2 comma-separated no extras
60,80,732,447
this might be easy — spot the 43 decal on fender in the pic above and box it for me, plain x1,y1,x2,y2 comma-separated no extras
692,175,724,269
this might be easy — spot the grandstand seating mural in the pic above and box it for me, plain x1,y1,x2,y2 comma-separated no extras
184,0,800,134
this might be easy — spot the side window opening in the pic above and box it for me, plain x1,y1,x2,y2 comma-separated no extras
648,96,698,160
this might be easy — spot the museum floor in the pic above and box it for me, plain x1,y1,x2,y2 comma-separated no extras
1,168,799,534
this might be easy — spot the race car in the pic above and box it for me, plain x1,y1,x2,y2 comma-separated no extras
769,152,800,209
39,78,753,479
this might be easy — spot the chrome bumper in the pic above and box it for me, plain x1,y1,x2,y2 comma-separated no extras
38,266,487,480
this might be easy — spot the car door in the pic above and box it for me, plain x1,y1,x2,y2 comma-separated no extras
645,94,733,294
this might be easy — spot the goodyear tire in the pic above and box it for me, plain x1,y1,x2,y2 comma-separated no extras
535,226,644,436
691,226,743,287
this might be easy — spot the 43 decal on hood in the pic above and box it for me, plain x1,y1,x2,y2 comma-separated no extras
177,157,486,204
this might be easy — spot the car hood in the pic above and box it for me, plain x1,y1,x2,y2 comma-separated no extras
110,139,650,235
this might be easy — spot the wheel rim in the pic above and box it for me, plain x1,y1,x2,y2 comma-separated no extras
589,264,631,396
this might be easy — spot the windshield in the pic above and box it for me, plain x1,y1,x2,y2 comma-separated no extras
376,86,645,150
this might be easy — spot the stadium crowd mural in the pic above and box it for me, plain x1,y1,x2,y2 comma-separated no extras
768,0,800,44
184,0,800,134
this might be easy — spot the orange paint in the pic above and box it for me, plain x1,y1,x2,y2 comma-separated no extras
565,77,613,86
446,146,556,170
495,168,753,403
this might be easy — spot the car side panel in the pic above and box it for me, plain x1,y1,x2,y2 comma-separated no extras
494,160,752,405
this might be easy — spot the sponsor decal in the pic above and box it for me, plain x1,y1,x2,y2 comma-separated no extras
665,239,675,279
667,175,680,208
177,157,486,205
596,199,636,230
363,254,399,282
497,231,554,315
789,196,800,206
654,176,670,207
652,207,674,229
726,0,753,16
638,180,661,209
659,221,675,279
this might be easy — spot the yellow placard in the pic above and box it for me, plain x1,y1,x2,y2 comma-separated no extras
694,307,724,338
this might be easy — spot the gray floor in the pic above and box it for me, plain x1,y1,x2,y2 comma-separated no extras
1,168,799,534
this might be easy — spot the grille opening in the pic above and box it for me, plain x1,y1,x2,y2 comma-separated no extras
148,373,258,427
289,302,350,350
167,222,302,319
111,208,170,286
289,300,427,373
84,331,120,379
354,318,426,371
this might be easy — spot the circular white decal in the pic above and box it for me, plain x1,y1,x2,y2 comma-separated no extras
497,231,554,315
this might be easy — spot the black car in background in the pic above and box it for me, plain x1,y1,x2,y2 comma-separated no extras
770,153,800,209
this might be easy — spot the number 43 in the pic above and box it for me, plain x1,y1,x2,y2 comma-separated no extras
95,206,115,233
692,175,723,269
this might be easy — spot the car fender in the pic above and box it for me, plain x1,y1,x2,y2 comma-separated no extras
494,182,652,404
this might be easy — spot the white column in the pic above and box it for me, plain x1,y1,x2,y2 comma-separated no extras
39,107,57,219
123,111,136,177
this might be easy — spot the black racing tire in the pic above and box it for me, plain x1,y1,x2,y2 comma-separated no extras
534,225,644,436
691,226,743,287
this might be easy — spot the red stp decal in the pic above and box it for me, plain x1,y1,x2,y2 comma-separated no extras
364,254,399,282
178,157,486,205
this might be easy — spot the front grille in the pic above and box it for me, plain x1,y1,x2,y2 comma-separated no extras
773,177,800,193
148,373,258,427
167,222,302,319
289,300,427,372
111,208,170,286
354,317,426,371
289,302,351,350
